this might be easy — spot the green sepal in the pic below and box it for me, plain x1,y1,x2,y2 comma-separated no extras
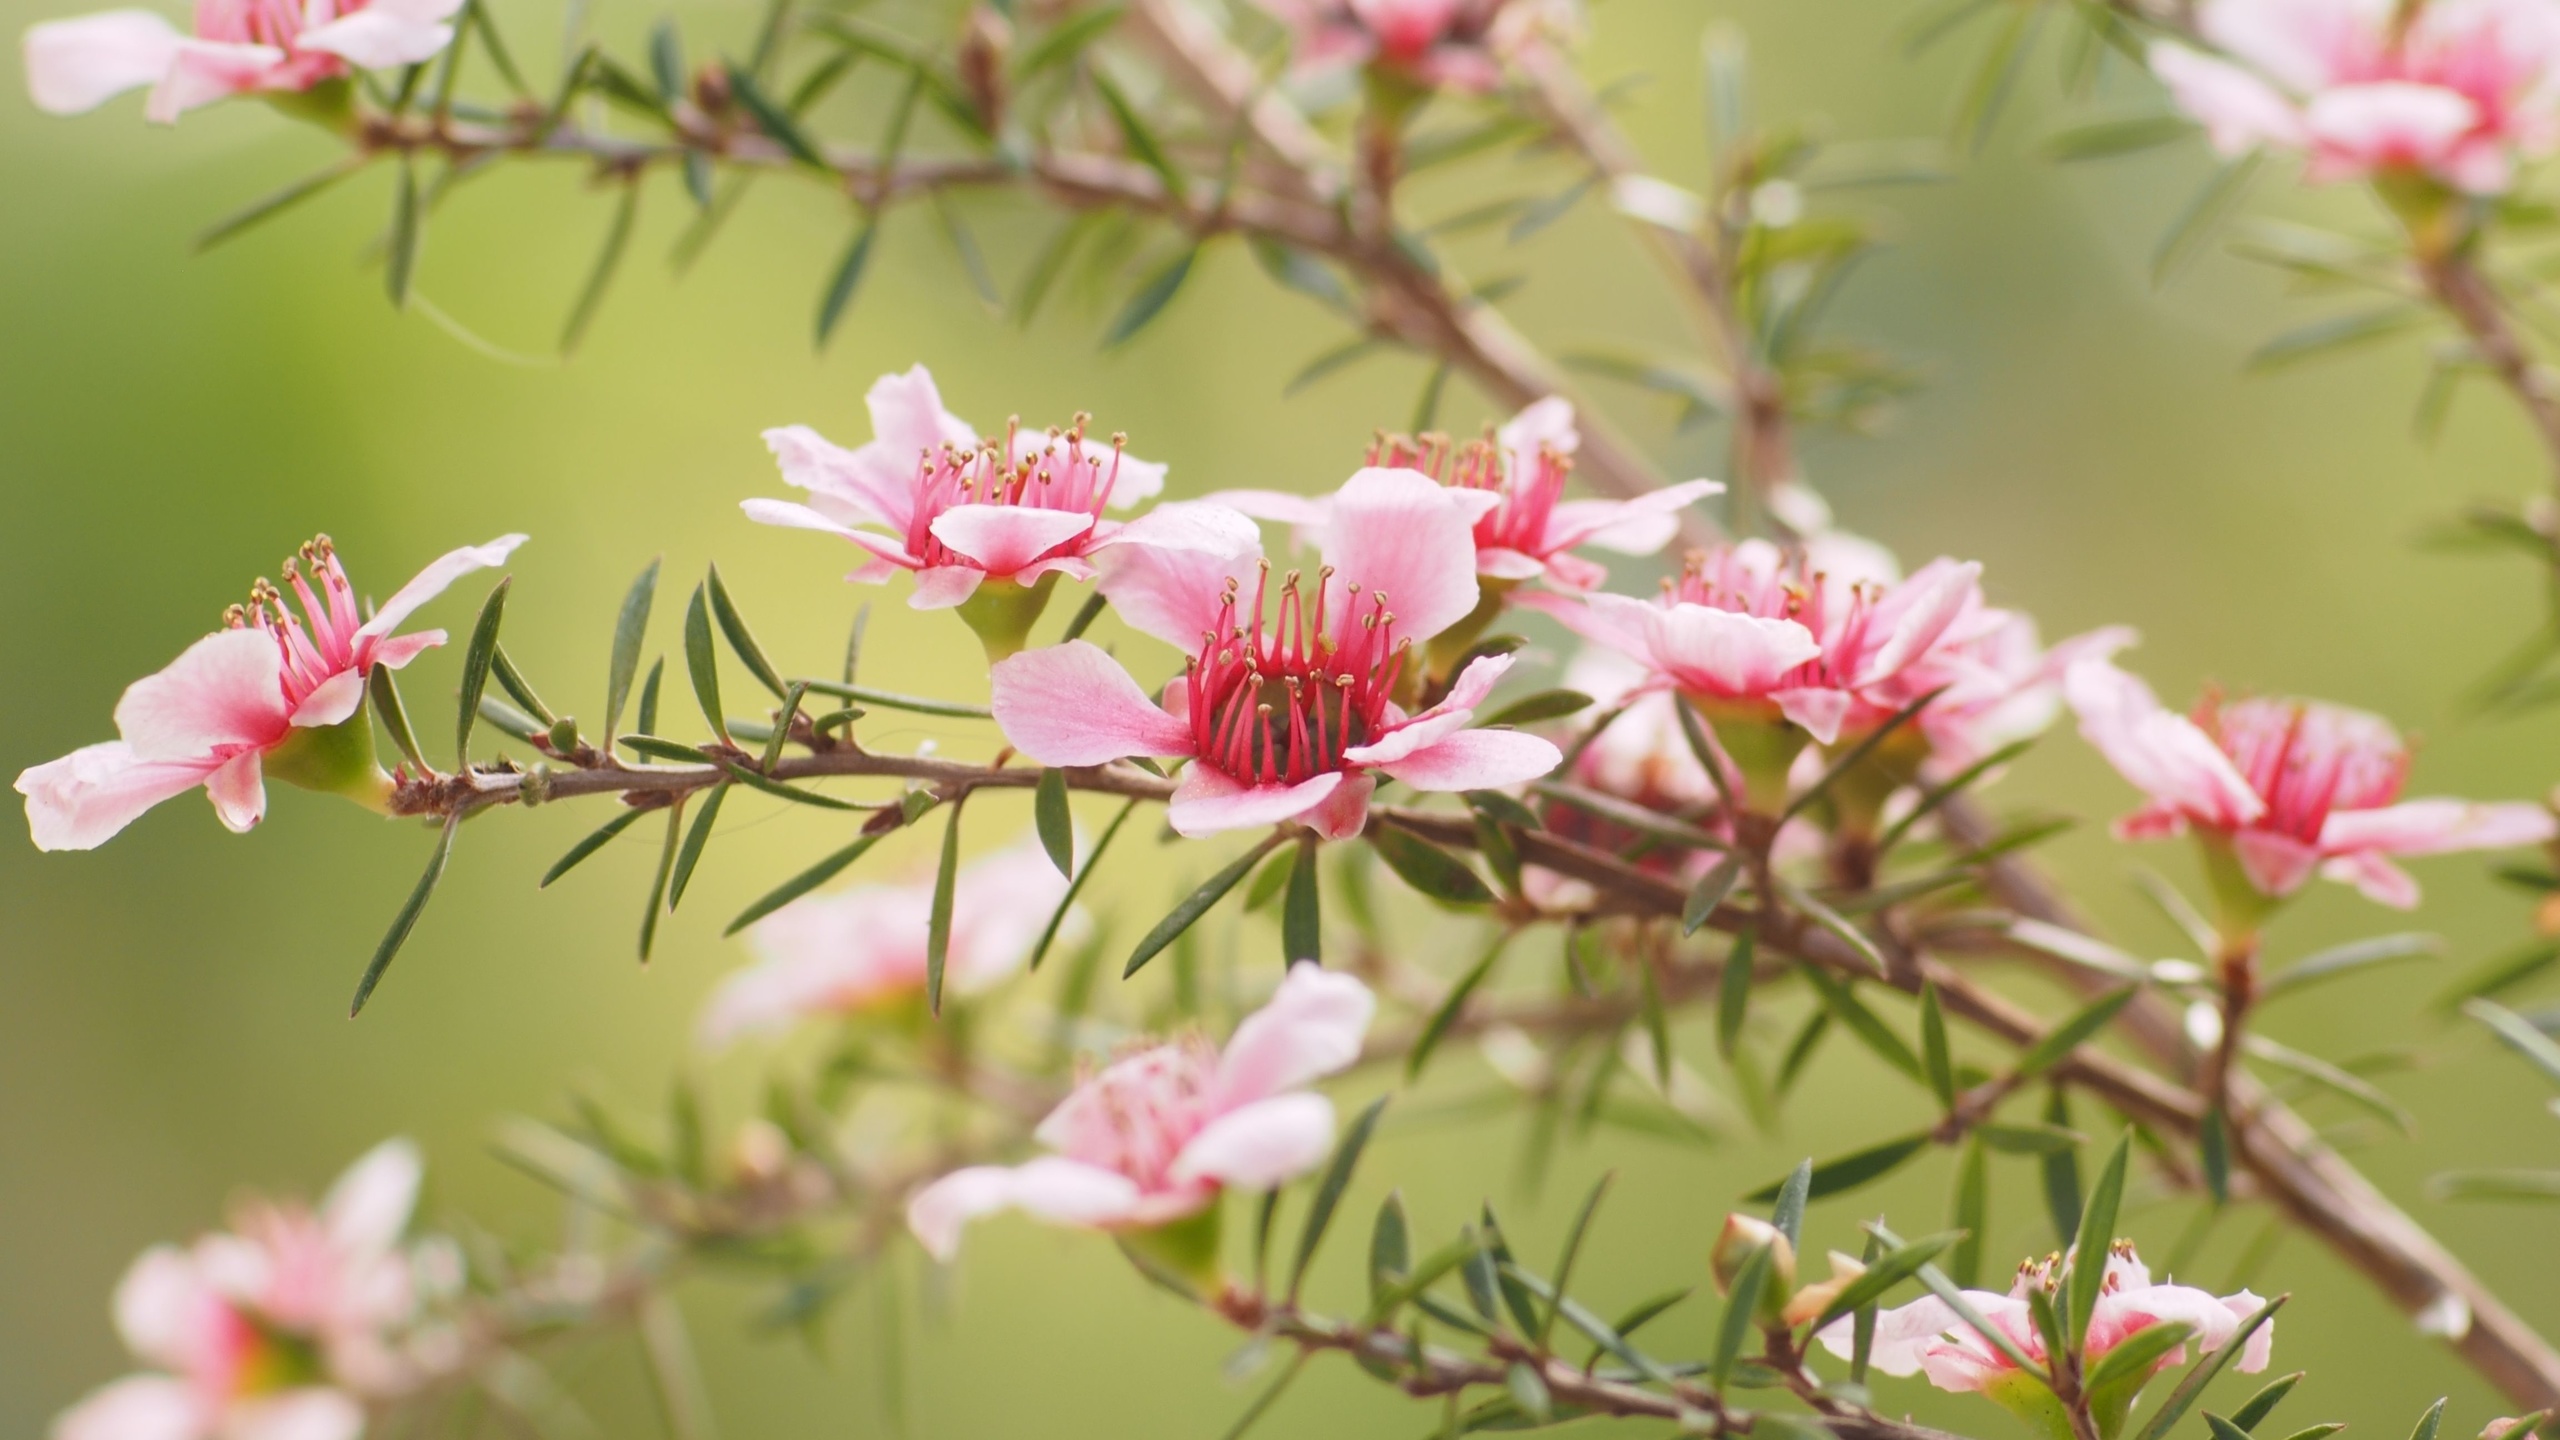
954,572,1062,663
263,703,395,811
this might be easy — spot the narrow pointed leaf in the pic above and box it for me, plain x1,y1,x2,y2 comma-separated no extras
1035,768,1075,878
386,157,422,307
1809,1229,1962,1331
350,813,458,1015
726,832,884,934
1282,836,1321,963
1710,1241,1772,1391
1033,797,1134,970
1719,924,1755,1058
1409,931,1512,1080
1103,245,1199,348
682,584,727,742
1783,687,1944,821
1778,876,1885,974
1770,1158,1813,1245
1921,983,1956,1110
455,577,511,766
1127,832,1288,977
2126,1296,2288,1440
639,801,683,961
926,794,965,1013
560,178,640,354
816,216,880,347
197,157,367,254
2153,155,2262,287
668,783,728,909
2262,932,2443,1000
1748,1134,1930,1202
1951,1138,1988,1287
544,807,648,888
1371,824,1493,905
2068,1132,2131,1347
1683,854,1743,936
1091,70,1185,200
1289,1095,1389,1301
1878,738,2032,854
490,646,554,725
2231,1373,2305,1433
1481,689,1594,728
2017,985,2140,1078
369,664,430,775
637,657,664,736
796,679,992,719
725,61,828,167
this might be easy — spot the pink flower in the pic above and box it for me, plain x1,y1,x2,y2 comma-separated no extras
2067,656,2555,908
1212,399,1720,594
2149,0,2560,193
54,1140,439,1440
17,533,525,851
990,470,1564,840
744,366,1196,624
906,964,1374,1259
1817,1245,2271,1407
1248,0,1569,90
24,0,461,122
1523,650,1732,911
700,831,1082,1047
1531,539,1983,746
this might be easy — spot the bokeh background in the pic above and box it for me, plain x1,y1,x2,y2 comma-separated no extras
5,0,2557,1433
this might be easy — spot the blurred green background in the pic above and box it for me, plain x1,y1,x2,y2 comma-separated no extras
5,0,2558,1434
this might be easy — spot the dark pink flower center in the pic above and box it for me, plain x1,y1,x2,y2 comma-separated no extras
901,420,1133,571
2203,697,2407,843
1185,564,1407,788
1373,430,1572,561
225,536,367,716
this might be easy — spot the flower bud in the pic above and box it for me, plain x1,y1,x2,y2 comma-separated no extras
1710,1213,1796,1303
547,715,580,753
1779,1251,1868,1328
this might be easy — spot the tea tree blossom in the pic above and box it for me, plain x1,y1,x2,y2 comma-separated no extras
700,831,1081,1046
906,964,1373,1263
744,365,1204,657
16,534,524,851
989,469,1563,839
2149,0,2560,194
54,1140,444,1440
1212,399,1721,596
24,0,463,122
1249,0,1567,91
2066,657,2555,913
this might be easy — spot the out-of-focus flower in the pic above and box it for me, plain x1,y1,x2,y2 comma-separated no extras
1522,649,1731,909
16,534,523,851
1817,1244,2272,1435
1212,399,1720,596
906,964,1374,1261
746,366,1210,657
1780,1251,1870,1328
1711,1213,1797,1300
1249,0,1571,92
2149,0,2560,194
700,831,1081,1046
24,0,460,121
991,470,1562,840
54,1140,445,1440
2066,657,2554,911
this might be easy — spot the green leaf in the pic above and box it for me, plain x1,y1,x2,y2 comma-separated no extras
1777,876,1886,975
1710,1240,1772,1392
349,813,459,1016
637,656,664,736
2427,1169,2560,1202
1289,1095,1388,1301
489,645,554,726
726,832,884,935
1783,686,1945,822
926,794,965,1013
2153,155,2262,287
724,61,829,168
2043,114,2197,161
2086,1319,2197,1394
1480,689,1594,729
1976,1122,2086,1155
386,157,422,308
1091,70,1187,202
2246,307,2428,372
668,782,728,909
1505,1361,1554,1423
2131,866,2220,958
797,678,992,719
1873,1222,2047,1378
476,696,543,744
1951,1137,1987,1288
1368,1191,1412,1307
2439,938,2560,1007
1920,983,1956,1110
1056,590,1110,646
1769,1157,1813,1246
2005,918,2150,983
2245,1036,2414,1134
1033,796,1134,969
1541,1172,1613,1347
1534,781,1730,855
1102,245,1199,348
1950,1,2039,152
1684,854,1744,937
1805,970,1923,1080
2231,1373,2306,1433
682,584,727,743
2410,1396,2450,1440
197,156,368,254
1250,237,1357,317
2125,1296,2286,1440
706,563,788,699
1808,1228,1961,1331
713,757,866,811
815,216,881,347
454,576,511,766
2198,1105,2230,1205
1409,932,1513,1080
1718,924,1755,1059
1748,1133,1931,1203
2262,932,2443,1000
2016,985,2140,1078
1371,824,1494,905
1282,836,1322,964
1035,769,1075,878
597,562,661,747
2067,1132,2130,1347
368,664,430,776
559,178,641,354
2039,1088,2082,1243
1014,4,1123,79
2465,997,2560,1088
543,808,648,888
637,801,683,962
1127,832,1288,977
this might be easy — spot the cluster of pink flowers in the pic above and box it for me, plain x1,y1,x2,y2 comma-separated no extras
55,1141,454,1440
16,534,522,851
2150,0,2560,194
24,0,462,122
1248,0,1572,93
2067,655,2554,913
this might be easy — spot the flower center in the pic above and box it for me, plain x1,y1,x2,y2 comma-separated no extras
205,1303,328,1402
1371,428,1573,559
902,417,1132,569
2206,697,2408,841
224,535,366,711
1184,563,1406,788
1058,1040,1220,1190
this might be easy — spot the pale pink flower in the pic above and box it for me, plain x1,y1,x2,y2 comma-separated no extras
1817,1245,2272,1400
906,964,1373,1259
744,366,1199,615
1528,539,1982,746
1211,399,1720,594
1522,649,1730,911
54,1140,437,1440
990,470,1563,840
2067,656,2555,908
2149,0,2560,193
700,831,1082,1046
16,534,525,851
25,0,461,122
1251,0,1573,90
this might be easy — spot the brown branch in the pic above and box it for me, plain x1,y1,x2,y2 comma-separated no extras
2424,250,2560,487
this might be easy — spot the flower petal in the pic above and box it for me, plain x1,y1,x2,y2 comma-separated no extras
144,38,282,121
2150,42,2308,156
22,9,180,114
1541,479,1724,555
1093,502,1263,650
352,535,527,647
928,505,1098,575
1213,961,1377,1105
991,641,1192,765
2321,798,2557,856
1170,1092,1338,1189
762,424,915,532
16,742,221,852
114,628,288,761
204,750,266,833
909,565,985,610
112,1246,217,1370
1344,653,1514,767
866,365,980,466
1201,488,1332,529
50,1375,201,1440
2320,850,2421,909
1319,467,1484,645
1376,727,1561,793
296,0,457,67
1641,601,1823,698
323,1138,423,1255
288,667,368,728
228,1390,366,1440
2065,658,2265,829
1773,687,1852,746
905,1158,1143,1261
1165,765,1344,837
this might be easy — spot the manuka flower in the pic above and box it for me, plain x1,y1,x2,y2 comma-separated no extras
25,0,461,121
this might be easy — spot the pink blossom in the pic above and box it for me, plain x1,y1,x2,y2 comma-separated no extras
2066,656,2555,908
1529,539,1982,746
744,366,1194,618
17,534,525,851
1211,399,1720,594
906,964,1374,1259
54,1140,440,1440
24,0,461,122
1817,1245,2272,1404
1249,0,1567,90
700,831,1082,1046
2149,0,2560,193
990,470,1563,840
